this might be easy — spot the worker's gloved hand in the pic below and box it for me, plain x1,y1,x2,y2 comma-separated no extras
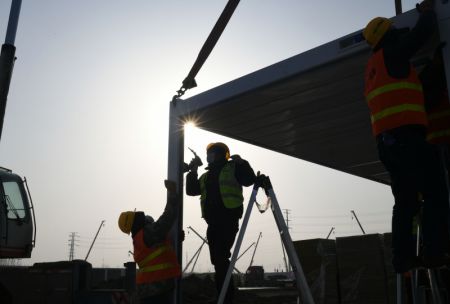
189,161,199,173
230,154,244,164
164,180,177,194
255,173,267,187
183,162,190,173
416,0,434,13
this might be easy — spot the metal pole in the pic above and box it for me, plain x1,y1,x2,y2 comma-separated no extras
188,226,206,242
268,187,315,304
85,220,105,261
412,224,421,304
394,0,402,16
248,232,262,268
351,210,366,235
428,269,443,304
188,226,241,273
237,242,255,261
0,0,22,142
191,243,205,273
183,240,205,273
168,101,185,304
397,274,404,304
326,227,335,239
281,238,289,272
5,0,22,45
217,187,258,304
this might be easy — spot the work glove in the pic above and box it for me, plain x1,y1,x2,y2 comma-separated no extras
189,162,199,173
230,154,244,164
164,180,177,194
182,162,190,173
416,0,434,13
255,173,269,189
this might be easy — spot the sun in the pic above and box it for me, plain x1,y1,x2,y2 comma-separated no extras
184,121,197,131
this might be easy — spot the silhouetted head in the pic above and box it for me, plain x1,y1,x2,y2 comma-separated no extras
206,142,230,164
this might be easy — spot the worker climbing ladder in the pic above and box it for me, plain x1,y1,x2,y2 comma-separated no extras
217,174,315,304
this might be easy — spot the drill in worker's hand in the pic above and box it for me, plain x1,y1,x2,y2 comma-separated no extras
183,148,203,173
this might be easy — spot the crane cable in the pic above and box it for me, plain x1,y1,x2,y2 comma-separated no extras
172,0,240,102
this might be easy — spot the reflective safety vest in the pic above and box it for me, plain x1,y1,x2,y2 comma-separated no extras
364,50,427,136
132,230,181,285
426,91,450,144
199,162,243,217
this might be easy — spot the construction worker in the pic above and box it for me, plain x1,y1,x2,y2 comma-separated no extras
186,142,256,304
363,0,449,273
420,44,450,239
118,180,181,304
420,43,450,170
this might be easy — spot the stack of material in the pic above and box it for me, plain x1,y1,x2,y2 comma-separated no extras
381,232,396,303
336,234,388,304
293,238,339,304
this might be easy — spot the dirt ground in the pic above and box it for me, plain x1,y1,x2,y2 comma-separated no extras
182,274,298,304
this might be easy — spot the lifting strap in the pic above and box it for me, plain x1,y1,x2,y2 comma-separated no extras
172,0,240,102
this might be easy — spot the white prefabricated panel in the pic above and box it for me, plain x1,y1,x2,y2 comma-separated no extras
436,0,450,102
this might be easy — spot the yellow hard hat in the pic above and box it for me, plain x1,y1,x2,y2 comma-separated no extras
118,211,135,234
207,142,230,160
363,17,393,48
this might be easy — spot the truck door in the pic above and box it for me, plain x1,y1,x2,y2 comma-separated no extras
0,181,6,250
0,172,34,258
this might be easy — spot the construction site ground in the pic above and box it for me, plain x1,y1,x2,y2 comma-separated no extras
182,274,298,304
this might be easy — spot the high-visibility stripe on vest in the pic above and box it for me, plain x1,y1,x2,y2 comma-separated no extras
132,230,181,285
426,91,450,144
199,162,243,217
364,50,427,136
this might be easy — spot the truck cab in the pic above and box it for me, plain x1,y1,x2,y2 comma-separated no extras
0,167,35,258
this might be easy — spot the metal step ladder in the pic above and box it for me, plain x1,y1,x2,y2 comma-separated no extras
217,174,315,304
396,221,448,303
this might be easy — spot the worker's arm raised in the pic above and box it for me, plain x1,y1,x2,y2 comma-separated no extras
142,180,179,247
395,1,437,60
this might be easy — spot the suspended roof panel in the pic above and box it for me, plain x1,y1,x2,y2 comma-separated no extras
173,9,439,185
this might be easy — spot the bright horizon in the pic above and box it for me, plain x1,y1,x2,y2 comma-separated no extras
0,0,420,272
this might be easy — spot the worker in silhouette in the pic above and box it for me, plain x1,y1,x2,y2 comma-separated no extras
363,0,449,273
420,43,450,174
186,142,255,303
420,44,450,238
118,180,181,304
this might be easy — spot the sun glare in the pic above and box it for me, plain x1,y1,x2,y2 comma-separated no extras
184,121,197,130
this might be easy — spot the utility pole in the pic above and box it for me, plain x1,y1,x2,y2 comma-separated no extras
351,210,366,235
85,220,105,261
68,232,78,261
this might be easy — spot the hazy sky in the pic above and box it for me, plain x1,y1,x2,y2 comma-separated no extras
0,0,420,272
